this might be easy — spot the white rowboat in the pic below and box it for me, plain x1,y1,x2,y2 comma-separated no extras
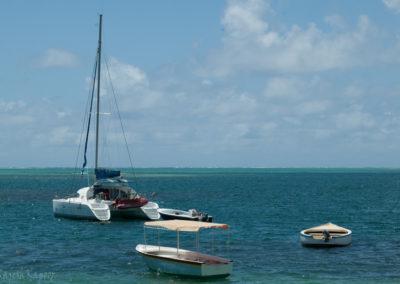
300,223,352,247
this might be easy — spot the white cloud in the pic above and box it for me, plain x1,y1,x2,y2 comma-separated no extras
48,126,77,144
222,0,272,39
262,122,277,132
383,0,400,13
222,123,250,144
201,0,381,76
6,0,400,168
98,58,164,112
334,109,376,130
324,14,346,29
263,76,320,101
264,77,302,100
0,99,26,112
296,100,330,115
202,79,213,86
39,48,79,68
106,57,148,92
314,129,334,139
0,99,33,127
343,83,364,98
57,111,71,118
196,90,257,117
283,116,301,125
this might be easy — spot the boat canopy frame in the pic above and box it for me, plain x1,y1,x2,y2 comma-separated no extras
144,220,228,232
143,220,230,261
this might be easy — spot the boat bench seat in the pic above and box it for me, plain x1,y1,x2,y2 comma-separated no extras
309,232,346,239
181,251,230,265
145,247,230,265
309,232,345,237
311,235,325,240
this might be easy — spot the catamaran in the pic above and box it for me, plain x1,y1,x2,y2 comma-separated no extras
53,14,160,221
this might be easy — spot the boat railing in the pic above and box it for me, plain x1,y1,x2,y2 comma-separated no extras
143,223,231,263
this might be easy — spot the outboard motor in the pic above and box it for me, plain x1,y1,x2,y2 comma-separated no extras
322,230,331,242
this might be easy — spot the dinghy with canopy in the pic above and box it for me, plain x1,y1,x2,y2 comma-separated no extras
136,220,233,278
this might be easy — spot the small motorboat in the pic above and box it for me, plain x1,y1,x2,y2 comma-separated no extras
158,208,213,222
300,223,352,247
136,220,232,278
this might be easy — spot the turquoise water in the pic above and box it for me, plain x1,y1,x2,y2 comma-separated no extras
0,168,399,283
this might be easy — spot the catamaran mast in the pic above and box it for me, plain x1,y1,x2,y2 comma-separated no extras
95,14,102,172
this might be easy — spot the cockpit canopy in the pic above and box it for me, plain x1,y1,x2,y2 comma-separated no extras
92,178,138,200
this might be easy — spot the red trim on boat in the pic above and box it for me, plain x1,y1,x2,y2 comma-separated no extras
110,198,148,209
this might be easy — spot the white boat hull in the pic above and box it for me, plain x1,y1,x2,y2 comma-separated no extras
53,198,110,221
300,233,351,246
136,244,232,278
158,208,212,222
53,185,158,221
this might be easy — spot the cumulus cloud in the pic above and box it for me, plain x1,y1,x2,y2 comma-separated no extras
0,99,26,112
38,48,79,68
98,57,166,113
106,57,148,92
0,97,81,151
200,0,382,76
263,76,320,101
314,129,335,139
296,100,330,115
6,0,400,167
382,0,400,13
222,0,272,39
48,126,77,144
343,83,364,98
334,108,376,130
324,14,346,29
0,99,33,127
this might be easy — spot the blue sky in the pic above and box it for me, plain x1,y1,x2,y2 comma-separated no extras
2,0,400,168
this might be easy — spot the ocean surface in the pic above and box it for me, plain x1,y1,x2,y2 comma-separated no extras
0,168,399,283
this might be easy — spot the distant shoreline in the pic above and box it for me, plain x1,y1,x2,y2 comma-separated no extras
1,167,399,174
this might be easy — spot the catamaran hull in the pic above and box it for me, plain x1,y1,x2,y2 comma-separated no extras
109,207,153,219
108,201,160,220
53,199,110,221
136,245,232,278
